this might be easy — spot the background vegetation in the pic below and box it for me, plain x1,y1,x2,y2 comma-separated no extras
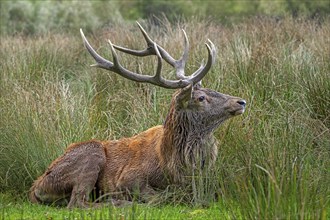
1,0,329,35
0,0,329,219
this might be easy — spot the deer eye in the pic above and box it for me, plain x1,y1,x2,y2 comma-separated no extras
198,96,205,102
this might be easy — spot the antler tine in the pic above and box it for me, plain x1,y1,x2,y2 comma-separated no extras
156,29,189,80
207,39,217,64
187,39,217,84
179,29,189,76
112,44,151,57
80,29,114,69
136,21,154,47
154,42,163,83
112,22,154,57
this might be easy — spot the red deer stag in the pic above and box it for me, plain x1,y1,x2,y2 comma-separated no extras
29,22,246,208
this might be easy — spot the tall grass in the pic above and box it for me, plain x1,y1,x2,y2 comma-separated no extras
0,17,329,219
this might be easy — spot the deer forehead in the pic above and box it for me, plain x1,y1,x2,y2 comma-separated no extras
193,88,227,99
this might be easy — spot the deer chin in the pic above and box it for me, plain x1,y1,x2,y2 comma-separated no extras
230,107,245,116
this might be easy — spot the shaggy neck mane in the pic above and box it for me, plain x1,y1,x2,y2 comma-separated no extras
161,97,217,183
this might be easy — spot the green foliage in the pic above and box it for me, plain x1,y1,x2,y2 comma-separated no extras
0,0,122,35
0,17,329,219
1,0,329,35
119,0,330,21
119,0,197,21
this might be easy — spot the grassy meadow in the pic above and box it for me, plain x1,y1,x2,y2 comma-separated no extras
0,17,329,219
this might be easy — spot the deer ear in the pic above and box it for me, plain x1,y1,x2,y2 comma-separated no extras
176,84,193,109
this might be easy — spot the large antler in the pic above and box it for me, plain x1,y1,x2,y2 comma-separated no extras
80,22,216,89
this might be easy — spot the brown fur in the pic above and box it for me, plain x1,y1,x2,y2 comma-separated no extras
29,85,246,208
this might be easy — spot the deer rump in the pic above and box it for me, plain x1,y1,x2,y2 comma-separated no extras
29,23,246,208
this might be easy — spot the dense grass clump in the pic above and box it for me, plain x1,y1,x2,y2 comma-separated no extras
0,17,329,219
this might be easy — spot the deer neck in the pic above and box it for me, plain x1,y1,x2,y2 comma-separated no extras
161,104,218,183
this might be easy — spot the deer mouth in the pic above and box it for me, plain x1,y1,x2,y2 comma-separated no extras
234,108,245,115
229,106,245,116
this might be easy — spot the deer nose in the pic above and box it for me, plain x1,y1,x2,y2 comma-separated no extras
237,100,246,107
